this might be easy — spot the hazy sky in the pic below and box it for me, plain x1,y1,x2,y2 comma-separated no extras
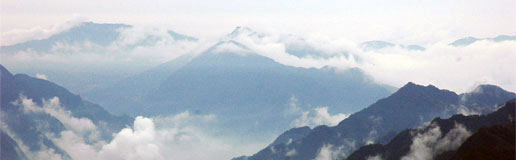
1,0,515,93
2,0,516,45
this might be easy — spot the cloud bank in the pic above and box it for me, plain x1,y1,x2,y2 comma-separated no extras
6,95,265,160
225,29,516,93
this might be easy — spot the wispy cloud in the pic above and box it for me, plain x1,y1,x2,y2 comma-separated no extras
401,123,472,160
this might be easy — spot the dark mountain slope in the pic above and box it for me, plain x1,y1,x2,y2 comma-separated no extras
345,99,515,160
446,122,515,160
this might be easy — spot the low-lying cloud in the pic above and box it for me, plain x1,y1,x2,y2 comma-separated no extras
291,107,350,128
286,96,350,128
315,144,347,160
401,123,472,160
6,96,266,160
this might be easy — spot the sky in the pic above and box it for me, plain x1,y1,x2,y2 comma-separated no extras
2,0,516,45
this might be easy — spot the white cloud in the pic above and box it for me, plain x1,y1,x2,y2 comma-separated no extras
366,155,383,160
223,30,516,93
35,73,49,80
15,95,97,135
11,95,265,160
285,149,297,157
315,144,346,160
284,96,302,115
456,105,481,116
401,123,472,160
0,17,85,46
3,19,515,95
291,106,350,128
51,130,102,160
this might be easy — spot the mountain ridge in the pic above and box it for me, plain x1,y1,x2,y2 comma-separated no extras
236,82,515,160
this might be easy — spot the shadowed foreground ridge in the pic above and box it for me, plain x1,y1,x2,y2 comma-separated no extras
345,99,515,160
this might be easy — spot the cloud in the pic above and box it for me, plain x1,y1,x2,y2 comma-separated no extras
456,105,481,116
285,149,297,157
315,144,346,160
10,95,265,160
224,29,516,93
35,73,49,80
366,155,383,160
291,106,350,128
0,17,85,46
0,121,64,160
15,95,97,135
284,96,303,115
4,20,515,95
401,123,472,160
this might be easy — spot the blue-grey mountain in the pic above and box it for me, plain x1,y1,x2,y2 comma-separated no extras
449,35,516,46
236,82,515,160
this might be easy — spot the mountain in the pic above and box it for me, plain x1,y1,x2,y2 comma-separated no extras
0,22,197,53
0,64,132,159
236,82,515,160
360,41,426,51
345,99,515,160
269,126,312,147
84,39,395,142
0,22,130,53
147,40,393,114
83,53,195,113
84,35,396,116
449,35,516,46
0,22,198,94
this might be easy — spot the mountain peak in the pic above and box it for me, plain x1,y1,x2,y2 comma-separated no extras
393,82,449,97
468,84,515,98
226,26,265,39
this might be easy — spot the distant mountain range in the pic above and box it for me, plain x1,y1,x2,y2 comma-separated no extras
345,99,515,160
0,22,197,53
235,82,515,160
449,35,516,47
0,65,133,160
0,22,198,94
359,35,516,51
360,41,426,51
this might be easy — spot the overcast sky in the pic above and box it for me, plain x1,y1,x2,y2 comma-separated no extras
2,0,515,45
